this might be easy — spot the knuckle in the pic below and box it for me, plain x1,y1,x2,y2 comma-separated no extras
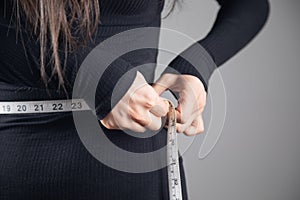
130,114,151,127
183,130,191,136
145,100,155,108
144,96,157,108
197,125,205,134
200,100,206,108
184,127,196,136
177,126,184,133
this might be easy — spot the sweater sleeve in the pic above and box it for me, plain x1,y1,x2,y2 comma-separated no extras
161,0,270,93
74,51,138,121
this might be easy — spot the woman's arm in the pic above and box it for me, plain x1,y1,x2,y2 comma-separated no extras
162,0,270,92
152,0,270,135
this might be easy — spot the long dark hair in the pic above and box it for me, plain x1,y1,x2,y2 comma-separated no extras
11,0,177,92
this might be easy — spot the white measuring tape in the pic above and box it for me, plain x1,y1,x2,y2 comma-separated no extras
166,100,183,200
0,98,182,200
0,99,90,114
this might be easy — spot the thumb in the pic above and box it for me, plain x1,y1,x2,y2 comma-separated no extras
152,73,176,95
152,82,167,96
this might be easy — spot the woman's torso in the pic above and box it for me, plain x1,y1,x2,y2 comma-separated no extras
0,1,190,199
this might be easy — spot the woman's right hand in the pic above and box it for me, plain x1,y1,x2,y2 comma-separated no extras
100,71,170,133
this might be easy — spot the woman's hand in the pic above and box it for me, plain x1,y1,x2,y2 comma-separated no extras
100,71,170,133
152,73,207,136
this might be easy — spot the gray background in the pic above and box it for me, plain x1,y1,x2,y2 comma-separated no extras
157,0,300,199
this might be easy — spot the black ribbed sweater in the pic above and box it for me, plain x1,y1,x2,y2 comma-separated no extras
0,0,269,199
0,0,269,120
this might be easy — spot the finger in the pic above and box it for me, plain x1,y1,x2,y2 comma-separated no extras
100,119,117,130
100,113,119,130
175,111,200,133
149,98,169,117
183,115,205,135
122,120,147,133
176,117,194,133
145,112,163,131
184,126,197,136
110,113,147,133
130,111,152,128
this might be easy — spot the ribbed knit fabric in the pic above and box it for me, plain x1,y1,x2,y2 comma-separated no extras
0,0,269,199
162,0,270,93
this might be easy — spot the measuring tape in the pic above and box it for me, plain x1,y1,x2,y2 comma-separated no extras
166,100,183,200
0,98,182,200
0,99,90,114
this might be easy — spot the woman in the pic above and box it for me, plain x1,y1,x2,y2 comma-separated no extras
0,0,269,199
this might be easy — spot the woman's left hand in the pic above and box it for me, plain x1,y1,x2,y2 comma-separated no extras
152,73,207,136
